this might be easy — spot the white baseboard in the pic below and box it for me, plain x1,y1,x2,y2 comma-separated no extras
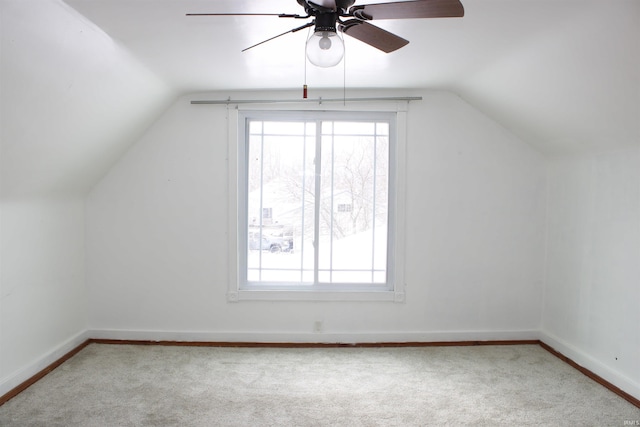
539,330,640,401
0,329,91,398
0,327,540,400
4,329,637,404
88,328,540,344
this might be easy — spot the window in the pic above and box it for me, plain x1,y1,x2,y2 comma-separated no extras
337,204,353,213
230,108,406,302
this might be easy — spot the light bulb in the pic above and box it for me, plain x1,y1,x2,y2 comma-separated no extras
318,32,332,50
306,30,344,68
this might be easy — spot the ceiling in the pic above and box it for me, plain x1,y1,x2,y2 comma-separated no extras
62,0,639,155
65,0,497,91
0,0,637,199
61,0,590,92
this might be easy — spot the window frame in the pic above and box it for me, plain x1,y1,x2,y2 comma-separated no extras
227,103,407,302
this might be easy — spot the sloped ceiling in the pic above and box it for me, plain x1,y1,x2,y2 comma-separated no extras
1,0,175,198
63,0,640,155
2,0,639,198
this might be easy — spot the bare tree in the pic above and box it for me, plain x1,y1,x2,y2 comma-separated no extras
248,123,389,242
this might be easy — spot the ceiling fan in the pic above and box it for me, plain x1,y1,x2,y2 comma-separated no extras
188,0,464,68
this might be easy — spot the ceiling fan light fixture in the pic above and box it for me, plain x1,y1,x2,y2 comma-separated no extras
306,29,344,67
305,12,344,68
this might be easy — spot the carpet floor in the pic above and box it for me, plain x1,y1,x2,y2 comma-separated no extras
0,343,638,426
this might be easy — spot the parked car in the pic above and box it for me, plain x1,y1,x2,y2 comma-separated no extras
249,233,293,253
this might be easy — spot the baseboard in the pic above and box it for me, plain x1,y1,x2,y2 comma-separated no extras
2,329,638,410
539,331,640,403
0,330,91,399
88,328,541,344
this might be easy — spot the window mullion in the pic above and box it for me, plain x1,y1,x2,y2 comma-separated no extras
371,126,378,282
300,123,308,283
258,122,265,282
329,125,335,284
313,120,322,285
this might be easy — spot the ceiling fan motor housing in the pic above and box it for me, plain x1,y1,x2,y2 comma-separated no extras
298,0,356,16
314,12,339,32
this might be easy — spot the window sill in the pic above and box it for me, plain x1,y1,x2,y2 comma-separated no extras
228,289,405,303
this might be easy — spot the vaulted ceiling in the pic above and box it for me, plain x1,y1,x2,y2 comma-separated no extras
2,0,639,197
64,0,640,154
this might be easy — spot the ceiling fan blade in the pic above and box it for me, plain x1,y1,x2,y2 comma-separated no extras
340,20,408,53
349,0,464,20
242,21,315,52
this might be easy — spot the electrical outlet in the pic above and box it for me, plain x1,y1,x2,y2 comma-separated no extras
314,320,323,333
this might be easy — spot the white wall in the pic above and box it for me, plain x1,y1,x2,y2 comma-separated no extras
542,147,640,398
0,0,173,395
86,90,547,342
0,0,173,198
1,0,635,407
0,198,87,395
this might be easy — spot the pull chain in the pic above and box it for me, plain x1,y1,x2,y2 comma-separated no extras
343,36,346,105
303,27,310,98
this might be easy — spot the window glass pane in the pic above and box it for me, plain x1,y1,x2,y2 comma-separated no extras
376,122,389,135
321,121,333,135
241,113,393,290
246,121,316,284
317,125,387,284
373,271,386,284
331,271,373,283
332,121,376,135
263,121,306,135
318,270,331,283
306,122,315,134
249,121,262,134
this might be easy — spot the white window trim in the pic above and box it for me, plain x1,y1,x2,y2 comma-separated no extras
226,101,407,302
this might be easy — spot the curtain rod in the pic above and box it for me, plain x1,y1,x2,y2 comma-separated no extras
191,96,422,105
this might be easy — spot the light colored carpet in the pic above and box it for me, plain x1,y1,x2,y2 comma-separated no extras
0,343,638,426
